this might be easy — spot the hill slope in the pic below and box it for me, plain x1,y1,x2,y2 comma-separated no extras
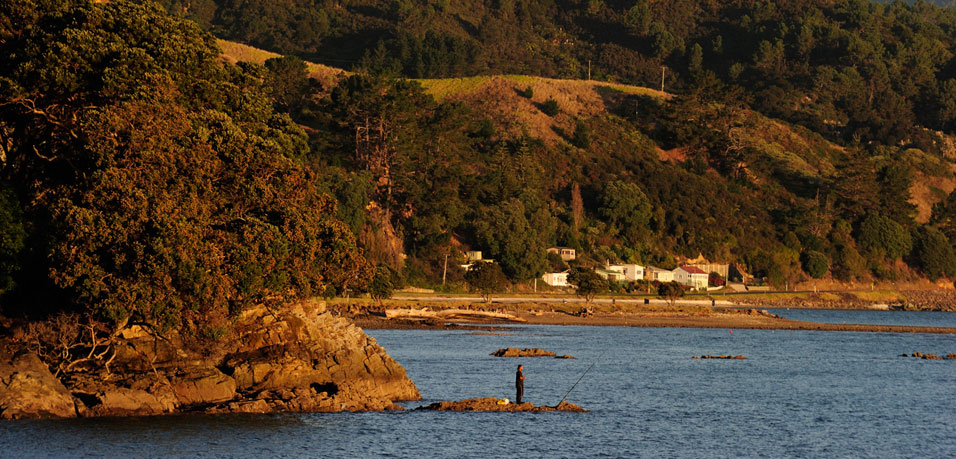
224,40,956,289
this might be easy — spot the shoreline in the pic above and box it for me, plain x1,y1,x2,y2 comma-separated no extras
352,308,956,335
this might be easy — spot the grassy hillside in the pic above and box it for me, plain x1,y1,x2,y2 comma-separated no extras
216,39,348,87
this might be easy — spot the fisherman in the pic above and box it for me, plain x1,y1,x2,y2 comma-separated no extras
515,364,526,403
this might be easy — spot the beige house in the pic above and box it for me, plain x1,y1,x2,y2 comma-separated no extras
547,247,576,261
645,266,674,282
674,266,709,290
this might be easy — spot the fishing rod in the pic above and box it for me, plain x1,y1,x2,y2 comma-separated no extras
556,360,597,406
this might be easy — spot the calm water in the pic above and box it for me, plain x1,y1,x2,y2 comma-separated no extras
2,319,955,458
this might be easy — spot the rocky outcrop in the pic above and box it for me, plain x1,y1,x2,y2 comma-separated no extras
0,349,77,419
417,397,587,412
1,300,419,418
900,352,956,360
490,348,569,358
692,355,747,359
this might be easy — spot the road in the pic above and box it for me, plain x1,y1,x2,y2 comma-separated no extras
392,295,736,307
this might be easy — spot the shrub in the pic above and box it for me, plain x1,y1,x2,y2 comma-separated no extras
571,119,591,148
519,85,534,98
540,98,560,116
857,214,912,260
658,281,684,306
834,245,866,281
369,266,395,303
912,226,956,280
801,250,829,279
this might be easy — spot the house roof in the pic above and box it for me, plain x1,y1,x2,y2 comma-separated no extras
678,265,708,274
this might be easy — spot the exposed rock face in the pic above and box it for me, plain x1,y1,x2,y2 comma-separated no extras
1,300,419,418
0,349,77,419
417,397,587,412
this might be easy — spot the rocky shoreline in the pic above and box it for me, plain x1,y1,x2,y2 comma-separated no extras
729,290,956,311
0,300,419,419
348,305,956,334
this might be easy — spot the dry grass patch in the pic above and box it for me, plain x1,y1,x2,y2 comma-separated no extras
420,75,668,145
216,39,348,87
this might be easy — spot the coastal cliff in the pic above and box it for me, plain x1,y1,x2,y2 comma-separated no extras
0,300,419,419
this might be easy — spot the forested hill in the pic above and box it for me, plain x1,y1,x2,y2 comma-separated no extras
153,0,956,288
161,0,956,145
2,1,956,329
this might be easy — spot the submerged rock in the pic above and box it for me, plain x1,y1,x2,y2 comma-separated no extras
906,352,955,360
0,300,420,418
417,397,587,412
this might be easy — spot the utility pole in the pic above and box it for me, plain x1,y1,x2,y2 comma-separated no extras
442,253,448,286
661,65,666,93
587,60,591,80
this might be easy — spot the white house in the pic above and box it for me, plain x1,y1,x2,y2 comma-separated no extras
595,268,627,282
645,266,674,282
542,271,570,287
607,263,645,282
674,266,709,289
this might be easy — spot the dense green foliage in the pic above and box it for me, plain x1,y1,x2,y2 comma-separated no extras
801,250,830,279
149,0,956,289
165,1,956,145
912,226,956,280
0,1,368,332
857,214,913,260
3,0,953,330
369,265,395,303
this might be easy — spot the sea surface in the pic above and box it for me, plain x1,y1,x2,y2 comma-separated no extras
2,310,955,458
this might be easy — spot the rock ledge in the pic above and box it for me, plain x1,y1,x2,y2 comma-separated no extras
417,397,587,412
490,348,572,359
0,300,419,419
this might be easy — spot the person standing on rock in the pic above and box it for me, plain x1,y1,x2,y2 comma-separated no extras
515,364,526,404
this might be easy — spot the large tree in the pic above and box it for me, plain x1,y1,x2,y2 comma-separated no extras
599,180,652,244
567,267,608,304
473,198,549,281
912,226,956,281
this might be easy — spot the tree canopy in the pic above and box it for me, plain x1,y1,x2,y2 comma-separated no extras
0,0,368,334
567,267,608,304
